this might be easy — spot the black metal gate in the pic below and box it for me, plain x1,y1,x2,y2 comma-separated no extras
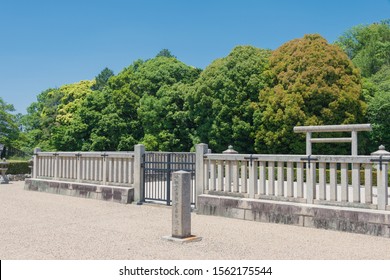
142,152,196,205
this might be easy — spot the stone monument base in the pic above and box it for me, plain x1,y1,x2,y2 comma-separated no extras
162,235,202,244
0,175,9,184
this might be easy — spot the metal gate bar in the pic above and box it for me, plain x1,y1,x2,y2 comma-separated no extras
143,152,195,205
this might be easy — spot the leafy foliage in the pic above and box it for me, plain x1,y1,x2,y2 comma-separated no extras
187,46,270,152
91,67,114,91
21,81,95,151
25,56,202,152
366,66,390,149
156,49,176,58
254,34,366,154
336,20,390,151
0,97,19,145
137,57,201,151
336,20,390,77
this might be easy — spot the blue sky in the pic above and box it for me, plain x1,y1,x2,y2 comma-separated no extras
1,0,389,114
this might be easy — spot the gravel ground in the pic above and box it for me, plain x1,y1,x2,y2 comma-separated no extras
1,181,390,260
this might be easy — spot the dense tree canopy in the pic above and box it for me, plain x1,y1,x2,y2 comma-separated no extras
187,46,270,152
0,97,19,146
336,20,390,77
20,81,95,151
136,56,201,150
28,55,202,152
365,65,390,149
336,21,390,150
254,34,366,154
91,67,114,91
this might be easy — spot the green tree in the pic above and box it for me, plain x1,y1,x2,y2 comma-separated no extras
187,46,270,153
52,80,139,152
138,83,194,151
336,20,390,151
44,81,94,151
21,80,95,151
91,67,114,91
156,48,176,58
336,20,390,77
55,56,200,152
21,88,63,150
130,56,201,97
137,57,201,151
366,66,390,149
0,97,19,146
254,34,366,154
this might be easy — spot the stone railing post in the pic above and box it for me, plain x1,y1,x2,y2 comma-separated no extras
307,162,316,204
371,145,390,210
33,148,41,178
223,145,238,193
28,157,34,176
301,155,317,204
195,143,208,209
134,144,145,204
76,153,82,183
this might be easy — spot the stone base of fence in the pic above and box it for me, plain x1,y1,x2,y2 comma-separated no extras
24,178,133,204
197,194,390,238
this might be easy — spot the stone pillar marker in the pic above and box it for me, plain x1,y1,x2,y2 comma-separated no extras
163,170,202,243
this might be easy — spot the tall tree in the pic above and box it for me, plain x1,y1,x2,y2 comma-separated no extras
0,97,19,146
138,83,194,151
365,65,390,149
91,67,114,91
156,48,176,58
51,80,96,151
21,88,62,150
336,20,390,77
254,34,366,154
336,20,390,151
137,56,201,151
187,46,270,153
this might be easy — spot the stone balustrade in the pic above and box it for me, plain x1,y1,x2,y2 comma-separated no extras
197,147,389,211
28,145,389,211
26,151,135,204
196,144,390,237
33,151,135,186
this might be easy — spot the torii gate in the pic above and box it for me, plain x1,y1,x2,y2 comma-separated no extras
293,124,372,155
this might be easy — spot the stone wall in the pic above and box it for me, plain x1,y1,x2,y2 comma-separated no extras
197,194,390,238
6,174,31,181
24,178,133,204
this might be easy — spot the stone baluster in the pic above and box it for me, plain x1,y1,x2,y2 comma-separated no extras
33,148,41,178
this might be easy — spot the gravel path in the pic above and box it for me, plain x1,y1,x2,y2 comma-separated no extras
1,181,390,260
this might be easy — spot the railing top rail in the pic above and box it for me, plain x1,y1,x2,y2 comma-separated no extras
293,124,372,133
37,151,134,158
204,153,385,164
145,151,196,155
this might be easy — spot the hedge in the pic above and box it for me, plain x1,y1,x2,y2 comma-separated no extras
4,161,30,175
